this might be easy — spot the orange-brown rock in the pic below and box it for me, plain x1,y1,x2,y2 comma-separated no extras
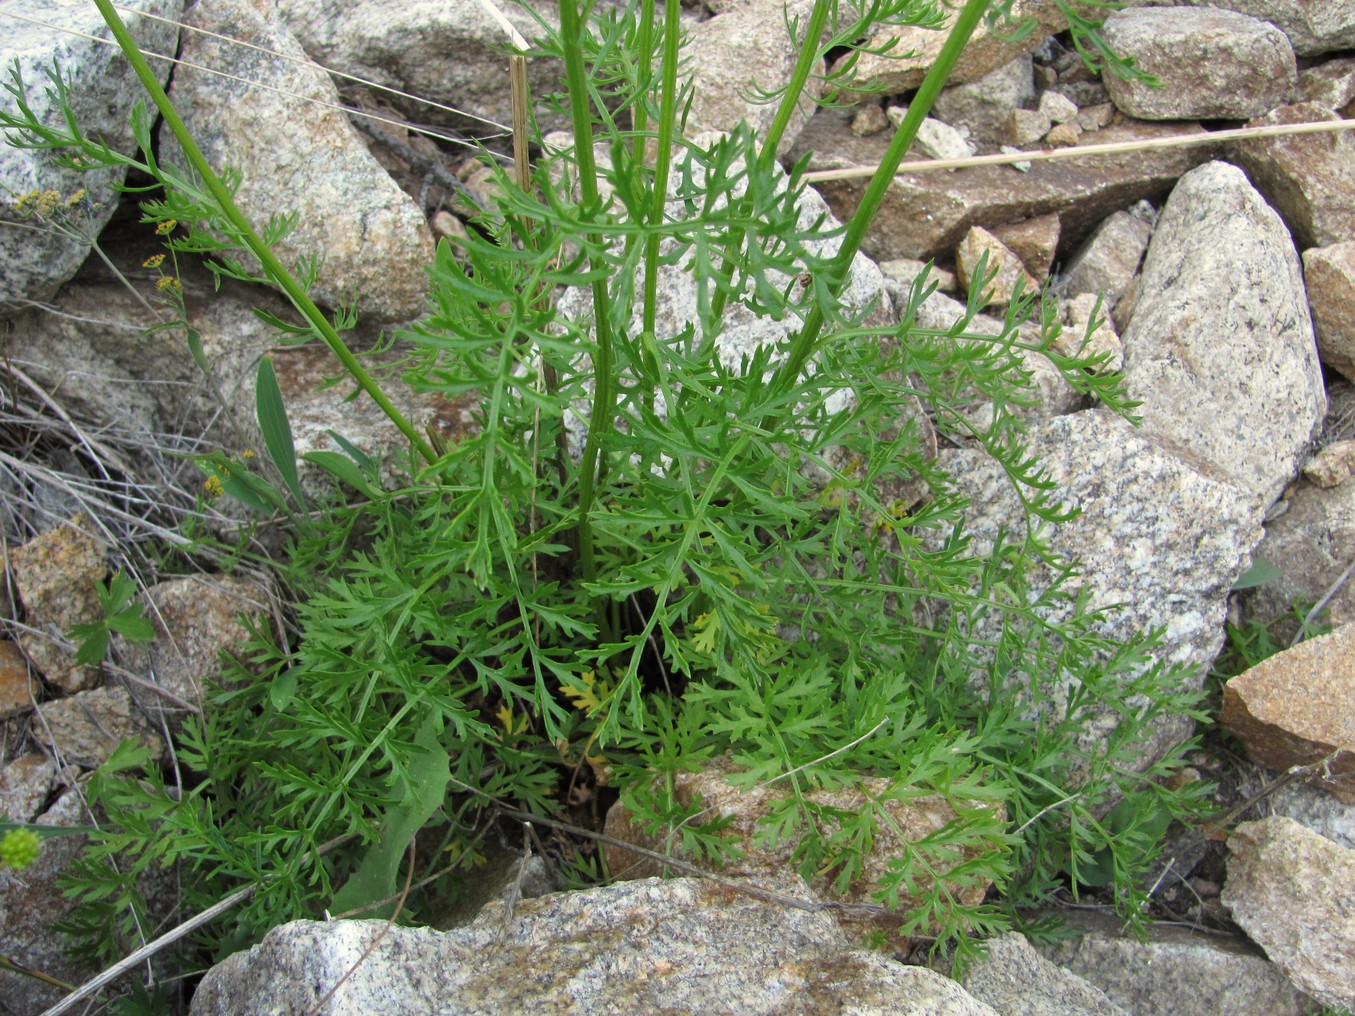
1220,624,1355,802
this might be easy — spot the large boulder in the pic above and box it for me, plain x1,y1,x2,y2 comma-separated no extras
0,0,181,306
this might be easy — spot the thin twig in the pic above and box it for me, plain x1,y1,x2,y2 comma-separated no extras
38,834,357,1016
1294,555,1355,646
804,117,1355,183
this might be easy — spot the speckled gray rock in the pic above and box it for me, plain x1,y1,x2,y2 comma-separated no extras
1188,0,1355,57
1055,210,1153,311
1245,469,1355,632
166,0,433,323
0,792,97,1013
959,932,1129,1016
189,878,1002,1016
682,0,820,154
0,753,56,823
0,0,181,306
1121,162,1324,510
185,281,479,493
1100,7,1296,120
1039,908,1316,1016
939,407,1261,763
932,55,1036,146
1264,780,1355,852
276,0,562,135
1224,817,1355,1010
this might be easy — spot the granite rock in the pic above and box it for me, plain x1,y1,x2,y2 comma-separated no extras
113,574,270,731
190,878,1002,1015
166,0,434,323
0,0,181,306
1120,162,1324,509
1100,7,1296,120
959,931,1130,1016
794,110,1219,264
1055,209,1153,310
10,513,107,693
1303,241,1355,382
1224,817,1355,1010
1039,907,1315,1016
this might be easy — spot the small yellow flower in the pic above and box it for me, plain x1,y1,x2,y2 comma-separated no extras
154,219,177,236
142,253,165,269
155,276,181,292
65,188,87,207
203,475,224,499
242,449,255,459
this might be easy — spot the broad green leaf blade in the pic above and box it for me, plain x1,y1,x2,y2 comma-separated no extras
329,715,450,920
1232,557,1283,590
255,357,307,511
302,451,377,499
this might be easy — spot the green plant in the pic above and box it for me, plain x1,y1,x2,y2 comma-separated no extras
67,570,156,666
3,0,1209,985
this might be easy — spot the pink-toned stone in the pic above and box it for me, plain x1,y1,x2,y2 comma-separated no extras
114,574,269,730
1224,817,1355,1010
1220,623,1355,802
1236,103,1355,250
0,640,36,719
30,685,161,772
10,515,105,693
992,213,1061,280
1304,440,1355,489
956,226,1038,306
845,0,1069,95
1304,241,1355,383
1043,121,1080,148
795,111,1219,264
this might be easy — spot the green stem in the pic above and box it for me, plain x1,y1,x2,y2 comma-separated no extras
632,0,656,144
91,0,438,465
768,0,991,402
559,0,617,585
707,0,834,328
639,0,682,344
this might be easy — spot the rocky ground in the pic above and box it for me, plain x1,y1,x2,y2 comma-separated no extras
2,0,1355,1013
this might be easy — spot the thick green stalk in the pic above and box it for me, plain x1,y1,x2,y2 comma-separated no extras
639,0,683,342
559,0,618,584
91,0,438,465
769,0,990,401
